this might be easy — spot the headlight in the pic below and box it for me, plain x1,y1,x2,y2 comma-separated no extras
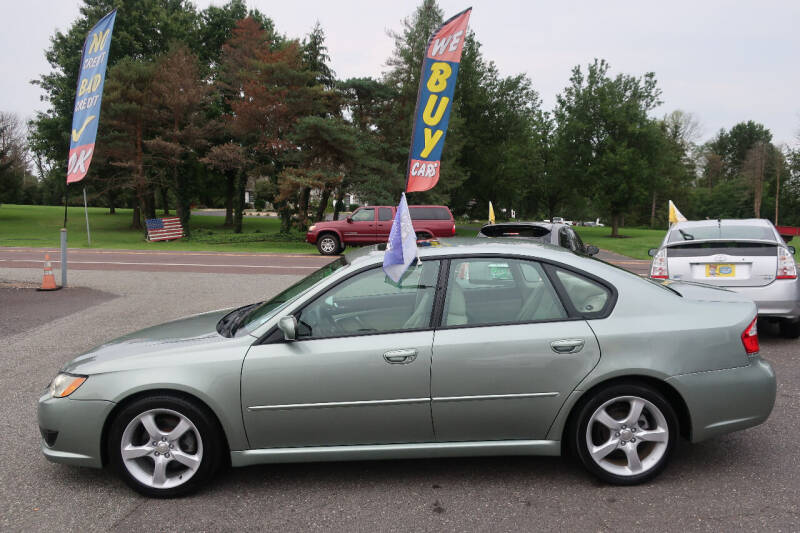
49,373,87,398
308,225,316,232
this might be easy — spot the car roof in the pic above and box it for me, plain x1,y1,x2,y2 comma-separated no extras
345,237,576,268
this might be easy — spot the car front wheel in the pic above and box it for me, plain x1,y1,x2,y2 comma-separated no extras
573,384,677,485
317,234,340,255
108,394,223,498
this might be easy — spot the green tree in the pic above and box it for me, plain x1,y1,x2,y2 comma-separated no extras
554,59,662,237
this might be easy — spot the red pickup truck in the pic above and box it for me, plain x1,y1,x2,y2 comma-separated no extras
306,205,456,255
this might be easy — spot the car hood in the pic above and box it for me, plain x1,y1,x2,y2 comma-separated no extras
62,309,233,374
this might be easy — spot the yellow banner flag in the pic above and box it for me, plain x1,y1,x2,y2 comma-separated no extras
668,200,687,225
489,201,496,224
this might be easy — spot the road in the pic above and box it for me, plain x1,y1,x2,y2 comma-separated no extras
0,247,334,275
4,250,795,532
0,246,652,276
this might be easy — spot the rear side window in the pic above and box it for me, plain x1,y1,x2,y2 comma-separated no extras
379,208,393,221
409,207,451,220
554,269,612,317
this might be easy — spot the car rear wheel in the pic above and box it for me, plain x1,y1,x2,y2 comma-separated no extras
779,318,800,339
573,384,677,485
317,234,340,255
108,395,223,498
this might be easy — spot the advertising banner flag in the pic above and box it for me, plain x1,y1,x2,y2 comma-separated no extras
668,200,687,225
66,9,117,184
405,7,471,193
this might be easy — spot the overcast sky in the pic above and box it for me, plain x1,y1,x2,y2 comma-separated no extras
3,0,799,145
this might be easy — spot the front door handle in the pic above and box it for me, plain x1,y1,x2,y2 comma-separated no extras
383,348,418,364
550,339,585,354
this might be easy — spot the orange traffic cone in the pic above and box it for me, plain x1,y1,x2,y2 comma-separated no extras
37,254,61,291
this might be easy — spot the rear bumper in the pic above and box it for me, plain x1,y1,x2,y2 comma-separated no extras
726,280,800,319
666,358,776,443
38,393,113,468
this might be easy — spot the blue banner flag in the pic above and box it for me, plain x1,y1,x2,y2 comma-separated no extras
67,9,117,184
383,193,419,282
406,7,471,193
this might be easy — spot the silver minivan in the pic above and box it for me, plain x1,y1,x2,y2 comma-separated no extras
649,219,800,338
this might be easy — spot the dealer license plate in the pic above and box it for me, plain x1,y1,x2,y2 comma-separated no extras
706,264,735,277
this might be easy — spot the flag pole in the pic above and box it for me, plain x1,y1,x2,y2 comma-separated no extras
61,183,68,287
83,186,91,245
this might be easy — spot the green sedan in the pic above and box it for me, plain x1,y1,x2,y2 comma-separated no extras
39,240,776,497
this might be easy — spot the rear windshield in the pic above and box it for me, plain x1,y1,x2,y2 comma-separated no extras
668,225,776,243
666,241,778,257
479,225,551,238
409,207,451,220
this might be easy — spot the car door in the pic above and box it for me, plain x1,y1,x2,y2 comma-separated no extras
375,207,394,241
344,207,377,244
241,260,441,449
431,257,603,442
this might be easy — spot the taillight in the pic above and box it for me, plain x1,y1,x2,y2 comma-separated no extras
650,249,668,279
741,317,759,355
776,247,797,279
451,223,456,236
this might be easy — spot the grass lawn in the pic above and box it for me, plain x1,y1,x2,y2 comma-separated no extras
0,204,315,253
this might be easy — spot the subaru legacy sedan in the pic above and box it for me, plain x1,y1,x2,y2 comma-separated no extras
40,240,775,497
649,219,800,338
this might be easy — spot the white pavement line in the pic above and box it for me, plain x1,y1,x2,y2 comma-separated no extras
0,259,319,269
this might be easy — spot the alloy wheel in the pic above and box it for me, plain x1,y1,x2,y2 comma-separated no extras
120,408,203,489
585,395,669,477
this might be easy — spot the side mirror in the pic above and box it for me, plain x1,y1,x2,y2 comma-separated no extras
648,248,658,257
788,246,796,255
277,316,297,341
346,216,353,223
585,245,600,256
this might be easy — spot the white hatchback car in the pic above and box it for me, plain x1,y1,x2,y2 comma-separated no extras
649,219,800,338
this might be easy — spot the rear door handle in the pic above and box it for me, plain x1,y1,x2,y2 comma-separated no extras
550,339,585,354
383,349,418,364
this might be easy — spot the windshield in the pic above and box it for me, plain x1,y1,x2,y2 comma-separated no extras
668,224,776,243
239,256,348,332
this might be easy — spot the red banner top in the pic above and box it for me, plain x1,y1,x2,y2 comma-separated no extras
425,8,471,63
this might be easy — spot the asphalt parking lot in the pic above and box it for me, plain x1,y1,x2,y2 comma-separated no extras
1,265,798,532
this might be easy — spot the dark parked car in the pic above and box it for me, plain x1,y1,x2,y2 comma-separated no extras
306,205,456,255
478,222,599,256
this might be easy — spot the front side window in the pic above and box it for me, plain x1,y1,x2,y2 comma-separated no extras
554,268,611,316
443,258,566,327
296,261,440,339
351,208,375,222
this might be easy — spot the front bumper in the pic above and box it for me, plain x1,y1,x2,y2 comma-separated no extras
666,358,776,443
38,393,114,468
305,232,317,244
724,280,800,320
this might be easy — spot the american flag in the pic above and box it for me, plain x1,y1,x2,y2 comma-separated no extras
145,217,184,242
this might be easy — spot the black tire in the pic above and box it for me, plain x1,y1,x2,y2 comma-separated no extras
415,232,431,240
317,233,341,255
779,319,800,339
107,394,224,498
571,383,678,485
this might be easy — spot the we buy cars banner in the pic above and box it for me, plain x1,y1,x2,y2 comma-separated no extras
405,8,471,193
66,9,116,184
